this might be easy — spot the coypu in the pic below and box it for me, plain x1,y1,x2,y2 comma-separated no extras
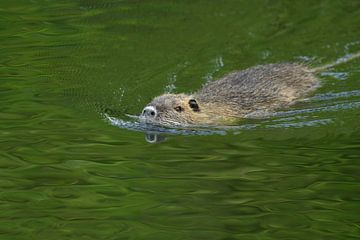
140,52,360,126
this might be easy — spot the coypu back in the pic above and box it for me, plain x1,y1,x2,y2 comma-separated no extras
194,63,318,116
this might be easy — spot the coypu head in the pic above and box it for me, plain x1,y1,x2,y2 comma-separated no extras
140,93,203,126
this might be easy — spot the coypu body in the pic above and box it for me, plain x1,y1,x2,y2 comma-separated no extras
141,63,317,126
140,53,360,126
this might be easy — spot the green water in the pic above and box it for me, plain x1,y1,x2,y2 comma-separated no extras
1,0,360,239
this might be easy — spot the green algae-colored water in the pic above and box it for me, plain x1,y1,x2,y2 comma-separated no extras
1,0,360,239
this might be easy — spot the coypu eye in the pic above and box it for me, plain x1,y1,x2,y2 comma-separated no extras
174,106,183,112
188,99,199,112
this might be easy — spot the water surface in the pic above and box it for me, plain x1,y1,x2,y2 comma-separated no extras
1,0,360,239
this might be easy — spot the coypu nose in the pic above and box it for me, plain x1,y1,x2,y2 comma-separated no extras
142,106,157,118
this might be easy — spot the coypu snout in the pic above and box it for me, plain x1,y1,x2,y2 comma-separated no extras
142,106,157,118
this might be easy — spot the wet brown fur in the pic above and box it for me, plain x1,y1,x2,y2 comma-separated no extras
141,61,332,126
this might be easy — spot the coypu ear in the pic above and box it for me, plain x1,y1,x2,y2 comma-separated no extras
188,99,200,112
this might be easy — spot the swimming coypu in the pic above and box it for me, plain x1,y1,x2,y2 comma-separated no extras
140,52,360,126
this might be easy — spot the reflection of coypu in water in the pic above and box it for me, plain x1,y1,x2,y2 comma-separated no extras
140,52,360,126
